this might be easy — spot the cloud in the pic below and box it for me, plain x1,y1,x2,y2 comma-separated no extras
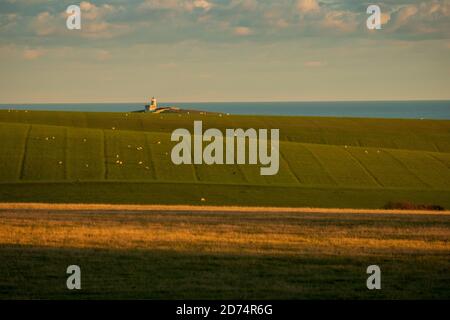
77,2,122,22
22,48,45,60
395,5,419,26
231,0,257,11
32,11,59,36
81,22,131,39
422,0,449,16
79,1,103,20
388,1,450,37
263,7,291,29
28,2,128,40
140,0,213,12
191,0,213,12
304,61,324,67
79,1,95,12
140,0,184,10
381,12,391,26
4,0,450,47
32,2,125,38
297,0,320,14
233,26,253,36
77,2,130,39
322,11,357,33
0,13,18,30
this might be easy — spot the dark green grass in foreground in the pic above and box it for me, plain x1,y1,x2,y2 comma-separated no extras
2,246,449,299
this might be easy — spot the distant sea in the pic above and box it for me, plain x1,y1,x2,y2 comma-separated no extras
1,101,449,120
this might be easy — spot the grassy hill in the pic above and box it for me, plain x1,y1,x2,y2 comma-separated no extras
1,109,450,300
1,109,450,208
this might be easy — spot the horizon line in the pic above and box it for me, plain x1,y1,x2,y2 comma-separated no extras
1,99,450,105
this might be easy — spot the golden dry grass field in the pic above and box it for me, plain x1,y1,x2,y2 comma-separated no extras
0,205,449,299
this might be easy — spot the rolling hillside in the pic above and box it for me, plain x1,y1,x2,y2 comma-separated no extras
1,109,449,208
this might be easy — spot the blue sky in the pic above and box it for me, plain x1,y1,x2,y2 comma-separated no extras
0,0,449,103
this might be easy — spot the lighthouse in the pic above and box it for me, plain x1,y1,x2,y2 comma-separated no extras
145,97,158,112
150,97,157,111
143,97,179,113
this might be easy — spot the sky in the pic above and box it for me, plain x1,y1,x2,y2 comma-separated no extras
0,0,449,103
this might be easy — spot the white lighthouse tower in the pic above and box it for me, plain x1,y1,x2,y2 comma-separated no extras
150,97,157,112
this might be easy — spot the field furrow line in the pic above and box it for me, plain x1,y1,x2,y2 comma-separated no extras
233,162,248,183
224,139,248,183
63,127,68,180
102,130,108,180
344,150,384,187
384,150,433,189
430,141,442,153
18,125,31,181
192,164,201,182
144,133,157,180
427,153,450,170
280,150,302,184
302,144,339,186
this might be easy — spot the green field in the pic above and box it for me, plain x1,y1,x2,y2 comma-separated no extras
0,109,450,208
